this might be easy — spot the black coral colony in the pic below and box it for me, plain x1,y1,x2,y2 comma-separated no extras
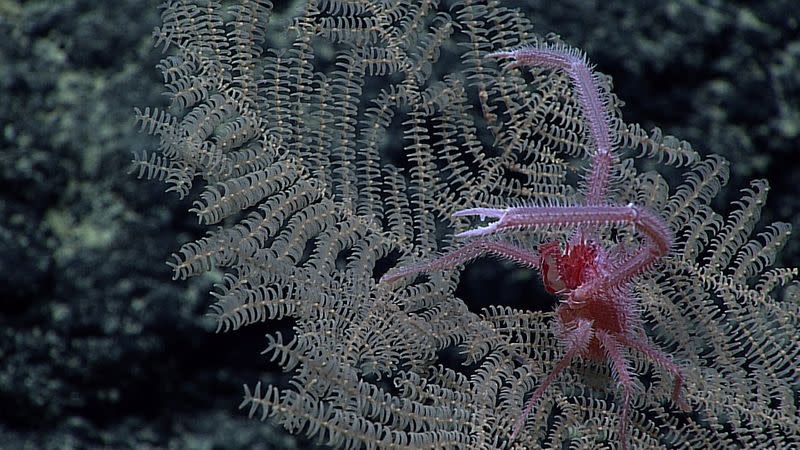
135,0,800,448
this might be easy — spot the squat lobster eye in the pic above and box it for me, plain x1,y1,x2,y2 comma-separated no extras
539,241,600,295
539,242,567,294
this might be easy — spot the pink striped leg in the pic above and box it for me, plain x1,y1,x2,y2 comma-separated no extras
617,334,689,411
596,331,635,450
510,319,594,443
380,238,539,284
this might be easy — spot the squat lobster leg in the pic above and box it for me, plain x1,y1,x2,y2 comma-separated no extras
617,334,689,412
511,318,594,441
596,331,636,450
380,238,540,284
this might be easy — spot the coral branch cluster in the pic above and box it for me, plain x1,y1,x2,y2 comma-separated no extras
381,44,688,450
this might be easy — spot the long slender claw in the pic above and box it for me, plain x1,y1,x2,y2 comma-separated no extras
485,50,515,59
485,50,523,68
452,207,506,219
452,207,507,238
455,222,499,238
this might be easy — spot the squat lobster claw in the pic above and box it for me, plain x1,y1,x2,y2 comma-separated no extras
452,207,506,237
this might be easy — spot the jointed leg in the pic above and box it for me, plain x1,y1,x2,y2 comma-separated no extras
510,319,594,442
617,334,689,411
596,331,635,450
380,238,539,284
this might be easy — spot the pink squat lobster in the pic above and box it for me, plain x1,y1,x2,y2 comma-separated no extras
381,44,689,449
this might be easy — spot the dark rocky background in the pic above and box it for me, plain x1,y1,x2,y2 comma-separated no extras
0,0,797,448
